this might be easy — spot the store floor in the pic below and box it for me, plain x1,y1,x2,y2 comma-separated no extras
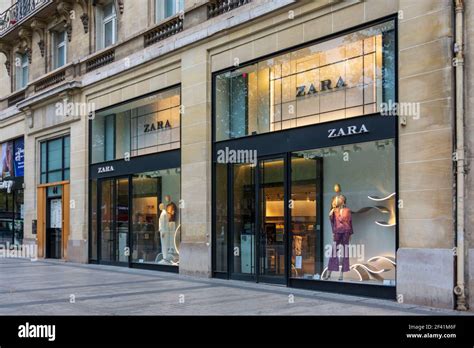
0,258,470,316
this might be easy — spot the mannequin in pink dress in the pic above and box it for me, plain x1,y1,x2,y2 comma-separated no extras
325,184,353,281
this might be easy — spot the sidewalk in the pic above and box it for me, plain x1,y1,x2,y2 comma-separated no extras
0,258,470,316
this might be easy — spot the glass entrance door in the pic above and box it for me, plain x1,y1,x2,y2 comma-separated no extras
99,178,129,264
227,157,287,283
258,157,286,284
230,163,256,280
290,154,323,279
46,185,62,259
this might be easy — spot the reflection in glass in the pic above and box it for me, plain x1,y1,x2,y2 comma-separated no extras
233,163,255,275
215,21,395,141
291,140,396,285
215,164,228,272
131,168,181,266
90,180,98,260
0,189,23,245
259,159,285,279
132,174,159,263
40,136,70,184
91,87,181,164
116,178,129,262
100,179,114,262
98,178,129,263
290,155,322,279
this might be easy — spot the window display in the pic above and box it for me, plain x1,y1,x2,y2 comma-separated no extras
131,168,181,266
290,139,396,285
0,138,25,246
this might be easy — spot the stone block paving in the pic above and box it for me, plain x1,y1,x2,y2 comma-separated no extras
0,258,471,316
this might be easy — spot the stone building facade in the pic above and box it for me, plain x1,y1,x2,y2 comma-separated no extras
0,0,471,311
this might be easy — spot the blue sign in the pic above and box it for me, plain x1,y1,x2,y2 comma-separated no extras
14,138,24,177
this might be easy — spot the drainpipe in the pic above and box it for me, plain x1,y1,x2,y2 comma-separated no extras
453,0,467,311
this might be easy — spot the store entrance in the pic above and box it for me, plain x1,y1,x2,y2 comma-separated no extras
98,178,129,265
230,156,288,284
37,182,70,260
258,157,286,284
227,154,323,285
46,195,62,259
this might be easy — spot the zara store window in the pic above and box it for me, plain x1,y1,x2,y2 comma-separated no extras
214,21,396,141
131,168,181,266
90,86,181,164
213,20,397,289
289,139,396,285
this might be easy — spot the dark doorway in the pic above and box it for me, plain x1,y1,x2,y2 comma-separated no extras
45,186,62,259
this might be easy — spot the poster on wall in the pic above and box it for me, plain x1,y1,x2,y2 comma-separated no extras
14,138,24,177
0,141,14,179
50,199,63,229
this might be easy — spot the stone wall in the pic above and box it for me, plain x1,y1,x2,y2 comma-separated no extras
397,0,455,309
464,0,474,311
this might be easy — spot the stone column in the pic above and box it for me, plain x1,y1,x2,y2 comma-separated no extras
67,96,88,263
397,0,455,309
23,125,36,250
179,46,212,277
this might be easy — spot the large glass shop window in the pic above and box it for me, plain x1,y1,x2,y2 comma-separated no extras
215,21,395,141
290,139,396,285
91,87,181,164
131,168,181,266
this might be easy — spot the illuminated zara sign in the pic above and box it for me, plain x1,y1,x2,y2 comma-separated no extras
97,166,115,174
328,124,369,139
296,76,346,98
143,120,171,133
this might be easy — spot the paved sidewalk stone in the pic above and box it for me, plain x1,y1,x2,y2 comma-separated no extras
0,258,471,316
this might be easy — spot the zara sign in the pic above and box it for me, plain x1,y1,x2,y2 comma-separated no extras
143,120,171,133
296,76,346,98
328,124,369,139
97,166,115,174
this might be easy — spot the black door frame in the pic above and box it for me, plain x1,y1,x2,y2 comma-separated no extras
97,176,130,267
228,161,256,282
45,195,62,259
256,154,288,285
227,153,322,286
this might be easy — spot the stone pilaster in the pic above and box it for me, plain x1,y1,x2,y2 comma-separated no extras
179,47,212,277
397,0,455,309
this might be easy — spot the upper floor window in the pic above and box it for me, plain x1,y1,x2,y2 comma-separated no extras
40,136,70,184
156,0,184,22
90,86,181,164
53,31,67,69
15,53,29,90
96,1,117,50
214,21,396,141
